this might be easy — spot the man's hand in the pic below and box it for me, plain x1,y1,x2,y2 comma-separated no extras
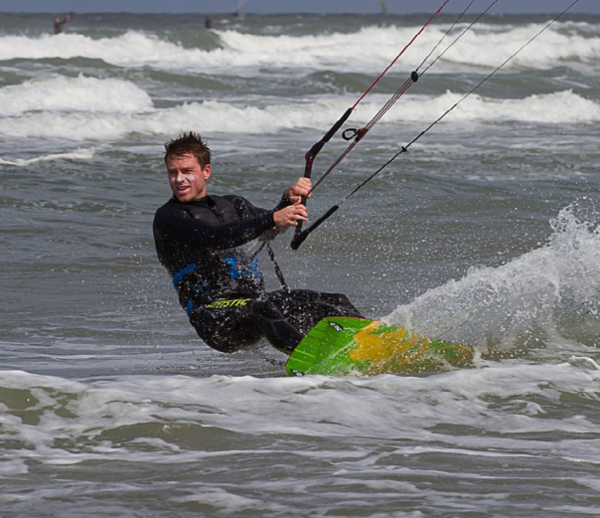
274,199,308,228
283,177,312,204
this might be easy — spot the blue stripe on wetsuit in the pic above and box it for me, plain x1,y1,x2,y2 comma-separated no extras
185,283,211,315
172,263,197,288
172,263,211,315
224,256,261,280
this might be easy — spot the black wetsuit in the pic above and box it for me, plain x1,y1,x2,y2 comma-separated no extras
54,18,67,34
153,194,362,353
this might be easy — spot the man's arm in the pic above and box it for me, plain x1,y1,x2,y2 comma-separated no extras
154,205,277,250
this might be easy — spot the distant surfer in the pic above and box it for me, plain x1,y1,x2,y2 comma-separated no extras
234,0,246,19
53,13,71,35
153,132,363,353
380,0,388,16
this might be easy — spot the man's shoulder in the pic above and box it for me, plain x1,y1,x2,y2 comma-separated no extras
209,194,257,213
154,197,179,218
219,194,249,204
153,194,264,225
154,195,240,224
218,195,265,213
156,197,175,210
154,197,201,222
155,196,210,213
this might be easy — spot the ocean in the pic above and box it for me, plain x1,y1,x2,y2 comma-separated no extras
1,6,600,516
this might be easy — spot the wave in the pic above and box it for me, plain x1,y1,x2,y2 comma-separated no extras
418,21,600,70
385,203,600,356
0,75,152,116
0,147,95,166
0,31,201,69
0,21,599,74
402,89,600,124
0,80,597,141
2,356,600,477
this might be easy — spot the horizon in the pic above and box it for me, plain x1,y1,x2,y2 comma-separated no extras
0,0,598,15
1,10,595,15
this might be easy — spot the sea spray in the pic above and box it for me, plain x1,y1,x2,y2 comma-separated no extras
385,204,600,357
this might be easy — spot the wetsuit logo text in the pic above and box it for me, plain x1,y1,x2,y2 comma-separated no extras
206,298,252,309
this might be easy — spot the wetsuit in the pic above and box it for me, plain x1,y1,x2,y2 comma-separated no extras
153,194,362,353
54,17,67,34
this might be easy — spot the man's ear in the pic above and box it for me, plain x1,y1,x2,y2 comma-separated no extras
203,164,211,180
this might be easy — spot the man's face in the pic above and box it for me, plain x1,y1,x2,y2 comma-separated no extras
166,153,211,203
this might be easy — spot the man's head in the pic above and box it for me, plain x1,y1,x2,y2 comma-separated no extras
164,132,212,203
164,131,211,168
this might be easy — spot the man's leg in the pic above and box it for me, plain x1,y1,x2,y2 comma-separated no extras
189,290,365,354
250,298,304,353
268,289,364,335
189,304,263,353
253,289,365,353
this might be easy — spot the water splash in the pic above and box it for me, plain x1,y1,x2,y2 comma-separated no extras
385,203,600,357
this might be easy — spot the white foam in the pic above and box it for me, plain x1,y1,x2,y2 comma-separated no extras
0,75,152,116
2,362,600,475
0,86,596,141
0,147,95,166
0,81,600,141
371,89,600,124
0,31,198,68
426,22,600,70
0,21,598,74
385,204,600,351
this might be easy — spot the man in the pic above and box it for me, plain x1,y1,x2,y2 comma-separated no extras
53,13,71,35
153,132,363,353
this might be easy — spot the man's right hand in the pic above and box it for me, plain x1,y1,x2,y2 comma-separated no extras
274,199,308,228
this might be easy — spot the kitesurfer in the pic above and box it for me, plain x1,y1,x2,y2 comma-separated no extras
53,13,71,35
153,132,363,353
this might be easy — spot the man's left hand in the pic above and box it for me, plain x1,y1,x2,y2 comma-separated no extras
283,177,312,204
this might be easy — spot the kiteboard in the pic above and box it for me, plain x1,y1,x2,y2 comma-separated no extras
285,317,473,377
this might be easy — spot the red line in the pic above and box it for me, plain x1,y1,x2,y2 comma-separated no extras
351,0,451,110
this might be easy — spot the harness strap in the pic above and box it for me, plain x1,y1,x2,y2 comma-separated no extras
172,263,197,288
267,243,288,291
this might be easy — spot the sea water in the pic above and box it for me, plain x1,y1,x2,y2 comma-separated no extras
1,8,600,517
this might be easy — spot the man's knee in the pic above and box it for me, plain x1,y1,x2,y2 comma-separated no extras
189,307,262,353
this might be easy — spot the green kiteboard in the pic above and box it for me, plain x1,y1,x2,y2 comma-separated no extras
285,317,474,377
